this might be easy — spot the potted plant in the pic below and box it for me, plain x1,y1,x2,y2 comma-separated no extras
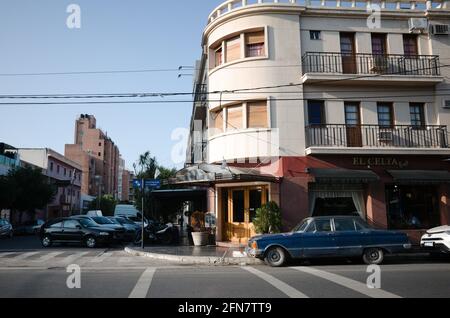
252,201,282,235
190,211,209,246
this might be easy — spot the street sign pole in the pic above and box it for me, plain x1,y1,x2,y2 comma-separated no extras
141,178,145,250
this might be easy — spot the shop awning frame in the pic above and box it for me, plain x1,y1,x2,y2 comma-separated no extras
309,168,380,184
388,170,450,184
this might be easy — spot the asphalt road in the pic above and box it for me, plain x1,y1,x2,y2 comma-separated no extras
1,236,450,298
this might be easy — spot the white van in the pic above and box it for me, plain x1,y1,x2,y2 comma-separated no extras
86,210,103,217
114,205,148,227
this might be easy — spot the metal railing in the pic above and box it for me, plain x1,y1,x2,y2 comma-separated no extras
302,52,441,76
306,124,449,148
0,155,19,168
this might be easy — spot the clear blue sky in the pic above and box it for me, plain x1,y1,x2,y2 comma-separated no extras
0,0,222,170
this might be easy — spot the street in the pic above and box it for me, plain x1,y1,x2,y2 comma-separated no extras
1,237,450,298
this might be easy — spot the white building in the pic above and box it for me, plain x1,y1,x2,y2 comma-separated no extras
182,0,450,245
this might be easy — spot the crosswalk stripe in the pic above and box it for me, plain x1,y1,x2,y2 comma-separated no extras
129,267,156,298
12,252,39,261
90,252,113,263
0,252,17,258
59,252,90,265
33,251,65,262
291,266,402,298
243,267,308,298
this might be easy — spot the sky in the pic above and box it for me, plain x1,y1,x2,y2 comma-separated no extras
0,0,223,170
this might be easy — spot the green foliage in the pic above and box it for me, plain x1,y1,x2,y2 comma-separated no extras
252,201,282,234
88,194,117,216
0,167,56,222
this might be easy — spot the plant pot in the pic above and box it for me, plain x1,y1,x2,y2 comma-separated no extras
191,231,209,246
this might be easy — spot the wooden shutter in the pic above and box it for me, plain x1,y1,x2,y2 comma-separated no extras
213,109,224,133
245,31,264,45
227,105,243,130
247,101,268,128
226,36,241,62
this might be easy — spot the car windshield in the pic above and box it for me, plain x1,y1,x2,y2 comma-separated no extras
78,218,98,228
92,217,114,225
292,220,310,232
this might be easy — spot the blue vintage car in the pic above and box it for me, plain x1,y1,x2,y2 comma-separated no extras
246,216,412,267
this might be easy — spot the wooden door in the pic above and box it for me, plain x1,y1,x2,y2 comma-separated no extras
345,102,362,147
340,33,357,74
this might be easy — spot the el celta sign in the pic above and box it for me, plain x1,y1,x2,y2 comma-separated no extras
353,157,409,169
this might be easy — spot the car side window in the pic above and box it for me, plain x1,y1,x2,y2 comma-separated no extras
0,220,4,225
63,220,80,229
334,218,357,232
306,222,316,232
50,222,63,228
307,220,332,233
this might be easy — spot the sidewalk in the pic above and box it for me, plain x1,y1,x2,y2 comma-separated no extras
124,245,263,266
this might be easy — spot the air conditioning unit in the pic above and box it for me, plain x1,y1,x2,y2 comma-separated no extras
443,100,450,109
409,18,429,33
430,24,450,35
378,131,393,142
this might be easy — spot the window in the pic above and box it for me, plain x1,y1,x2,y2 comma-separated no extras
98,152,101,157
64,168,67,176
377,103,394,128
50,221,63,228
410,103,425,127
69,170,72,178
310,30,321,40
307,220,332,233
403,35,418,56
245,31,265,57
308,100,326,125
226,36,241,63
211,109,224,134
345,102,361,126
98,142,102,147
334,218,357,232
50,162,54,172
214,43,223,67
247,101,268,128
227,105,243,131
386,185,440,230
63,220,80,229
56,165,60,174
371,34,387,55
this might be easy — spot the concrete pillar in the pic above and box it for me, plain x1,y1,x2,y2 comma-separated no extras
366,182,388,229
280,177,309,231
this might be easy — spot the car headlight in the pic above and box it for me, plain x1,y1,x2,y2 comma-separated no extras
251,241,258,250
99,232,110,236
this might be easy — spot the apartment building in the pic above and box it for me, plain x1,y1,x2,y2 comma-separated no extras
65,114,121,199
118,157,132,202
17,148,82,219
183,0,450,244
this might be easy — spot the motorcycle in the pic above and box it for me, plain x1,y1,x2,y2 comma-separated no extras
134,220,179,245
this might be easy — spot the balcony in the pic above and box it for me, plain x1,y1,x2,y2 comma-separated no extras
301,52,443,86
305,124,450,155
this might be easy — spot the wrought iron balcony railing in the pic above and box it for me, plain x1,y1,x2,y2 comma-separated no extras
306,124,449,148
302,52,441,76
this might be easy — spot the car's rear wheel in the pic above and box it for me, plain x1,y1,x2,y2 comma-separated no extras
85,236,97,248
41,235,52,247
363,248,384,265
264,247,287,267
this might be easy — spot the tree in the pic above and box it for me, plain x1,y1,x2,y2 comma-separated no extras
88,195,117,216
0,175,15,210
7,167,56,224
252,202,282,234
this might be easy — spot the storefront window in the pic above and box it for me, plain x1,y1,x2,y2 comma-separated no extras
312,197,359,217
386,185,440,230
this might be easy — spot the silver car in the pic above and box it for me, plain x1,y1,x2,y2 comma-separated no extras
0,219,13,238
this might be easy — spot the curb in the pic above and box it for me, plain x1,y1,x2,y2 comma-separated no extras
124,247,263,266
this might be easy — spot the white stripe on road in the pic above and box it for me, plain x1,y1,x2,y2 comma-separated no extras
243,267,309,298
90,252,113,263
291,266,401,298
12,252,39,261
32,251,65,262
129,267,156,298
0,252,17,258
59,252,90,265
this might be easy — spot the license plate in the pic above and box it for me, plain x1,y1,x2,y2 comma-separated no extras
424,242,434,247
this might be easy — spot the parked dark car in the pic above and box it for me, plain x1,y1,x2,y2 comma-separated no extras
71,216,127,242
39,218,117,248
107,216,140,242
0,219,13,238
246,216,412,267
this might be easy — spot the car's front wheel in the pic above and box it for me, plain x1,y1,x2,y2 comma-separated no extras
264,247,287,267
41,235,52,248
363,248,384,265
85,236,97,248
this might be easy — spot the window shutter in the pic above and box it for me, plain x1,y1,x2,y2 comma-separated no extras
227,105,243,130
226,37,241,62
245,31,265,45
248,101,268,128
